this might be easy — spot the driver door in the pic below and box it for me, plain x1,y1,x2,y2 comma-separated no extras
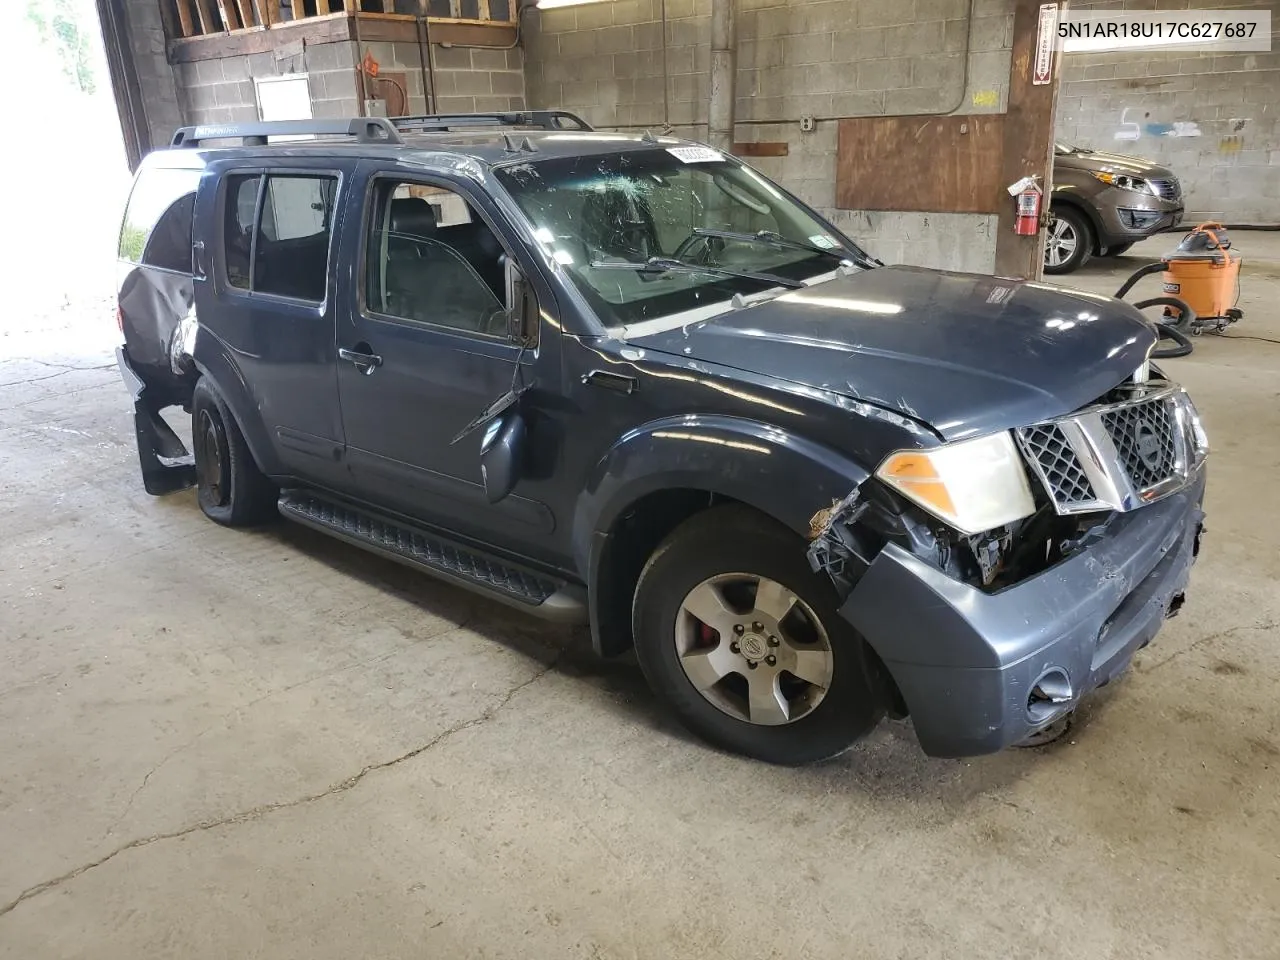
335,166,561,560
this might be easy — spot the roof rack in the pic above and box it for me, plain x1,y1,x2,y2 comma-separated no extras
170,118,403,148
390,111,593,133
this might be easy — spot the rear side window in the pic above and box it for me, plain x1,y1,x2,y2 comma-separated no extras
119,167,200,272
222,173,339,303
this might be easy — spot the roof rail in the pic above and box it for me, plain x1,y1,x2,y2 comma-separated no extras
390,111,594,133
170,118,403,148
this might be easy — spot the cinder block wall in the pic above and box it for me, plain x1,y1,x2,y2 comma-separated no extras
123,0,184,150
523,0,1018,271
173,41,524,128
1057,0,1279,225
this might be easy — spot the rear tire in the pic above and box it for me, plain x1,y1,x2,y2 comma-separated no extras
1101,241,1134,257
1044,205,1093,275
191,378,278,527
632,505,884,765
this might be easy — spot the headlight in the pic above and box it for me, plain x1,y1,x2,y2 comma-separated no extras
876,432,1037,536
1092,171,1152,194
1174,390,1209,466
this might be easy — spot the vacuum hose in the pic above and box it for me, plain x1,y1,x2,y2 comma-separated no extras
1113,261,1166,301
1112,262,1195,358
1133,296,1195,358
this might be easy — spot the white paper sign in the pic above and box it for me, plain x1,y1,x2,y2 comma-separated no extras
667,146,723,163
1033,3,1059,84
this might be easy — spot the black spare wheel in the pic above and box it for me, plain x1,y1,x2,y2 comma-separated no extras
632,504,884,764
191,378,278,526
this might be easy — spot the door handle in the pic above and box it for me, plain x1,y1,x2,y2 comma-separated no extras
339,345,383,375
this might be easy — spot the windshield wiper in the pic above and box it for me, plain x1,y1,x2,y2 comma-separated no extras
589,256,806,290
690,228,881,269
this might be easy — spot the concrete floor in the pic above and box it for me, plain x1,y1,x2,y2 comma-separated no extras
2,233,1278,958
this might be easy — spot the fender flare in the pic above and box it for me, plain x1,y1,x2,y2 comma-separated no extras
572,414,870,655
188,325,283,478
1049,191,1106,251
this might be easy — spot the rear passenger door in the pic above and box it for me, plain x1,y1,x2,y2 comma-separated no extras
195,161,351,490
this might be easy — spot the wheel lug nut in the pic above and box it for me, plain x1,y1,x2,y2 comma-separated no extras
768,636,779,647
752,621,763,632
766,654,777,666
730,641,740,654
733,624,744,635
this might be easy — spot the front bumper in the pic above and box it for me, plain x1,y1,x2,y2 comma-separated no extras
842,468,1206,758
1097,195,1183,246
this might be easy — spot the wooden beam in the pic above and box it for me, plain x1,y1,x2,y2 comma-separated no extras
169,11,352,60
732,141,789,158
354,13,420,42
173,0,196,37
215,0,241,30
425,19,517,44
477,0,491,20
315,0,331,14
233,0,254,27
290,0,304,21
993,0,1067,279
254,0,276,24
193,0,217,34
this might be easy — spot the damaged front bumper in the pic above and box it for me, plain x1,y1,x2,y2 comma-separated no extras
840,468,1206,758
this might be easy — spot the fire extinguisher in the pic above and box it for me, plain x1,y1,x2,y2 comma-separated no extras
1007,175,1043,236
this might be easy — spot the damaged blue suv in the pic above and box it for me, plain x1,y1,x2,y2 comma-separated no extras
115,112,1207,763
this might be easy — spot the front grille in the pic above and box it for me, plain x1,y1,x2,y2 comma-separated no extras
1149,177,1181,201
1018,423,1096,506
1102,396,1179,491
1017,385,1196,516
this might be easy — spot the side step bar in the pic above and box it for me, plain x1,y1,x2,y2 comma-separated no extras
278,490,587,624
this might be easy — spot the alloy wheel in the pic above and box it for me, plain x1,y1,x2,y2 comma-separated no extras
675,574,834,726
1045,216,1078,268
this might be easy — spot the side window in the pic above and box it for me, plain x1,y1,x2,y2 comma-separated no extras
365,180,509,337
119,167,200,272
224,174,259,290
221,172,338,302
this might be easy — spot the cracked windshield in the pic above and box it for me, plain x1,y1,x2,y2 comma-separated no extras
495,147,862,327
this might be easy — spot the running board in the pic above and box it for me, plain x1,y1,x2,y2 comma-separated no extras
278,490,586,623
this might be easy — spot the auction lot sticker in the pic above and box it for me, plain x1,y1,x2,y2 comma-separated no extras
1059,9,1272,52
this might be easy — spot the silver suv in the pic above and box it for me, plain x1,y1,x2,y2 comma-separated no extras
1046,142,1184,274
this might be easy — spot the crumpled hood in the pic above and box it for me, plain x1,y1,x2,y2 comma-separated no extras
625,266,1158,440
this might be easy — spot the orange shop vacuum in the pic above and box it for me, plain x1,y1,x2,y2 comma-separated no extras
1115,222,1245,339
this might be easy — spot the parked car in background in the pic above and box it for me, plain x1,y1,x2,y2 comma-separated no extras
1046,142,1184,274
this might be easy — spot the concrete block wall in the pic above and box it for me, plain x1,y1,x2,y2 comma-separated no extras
172,40,523,128
124,0,184,150
430,45,527,114
1056,0,1279,225
523,0,1016,272
173,42,356,124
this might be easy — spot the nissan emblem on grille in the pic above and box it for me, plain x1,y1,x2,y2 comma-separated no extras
1134,419,1163,470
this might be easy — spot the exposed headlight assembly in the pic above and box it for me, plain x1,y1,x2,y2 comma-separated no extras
876,432,1037,536
1174,389,1209,467
1092,171,1152,194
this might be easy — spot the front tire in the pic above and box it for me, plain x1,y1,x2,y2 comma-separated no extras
1044,205,1093,274
191,378,278,527
632,505,884,764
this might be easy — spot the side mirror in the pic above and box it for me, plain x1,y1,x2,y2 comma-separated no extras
479,412,526,504
504,256,538,346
